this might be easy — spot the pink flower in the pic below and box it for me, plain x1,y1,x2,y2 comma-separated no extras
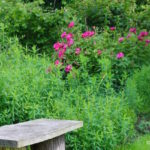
139,31,148,37
146,39,150,44
129,28,136,34
97,50,102,55
89,31,95,37
55,60,60,66
65,65,72,73
75,48,81,55
63,43,68,50
110,27,116,31
66,33,73,41
117,52,124,59
138,35,143,41
61,32,67,38
82,31,95,38
68,21,74,28
58,50,64,59
127,34,132,38
67,38,74,47
53,42,62,51
118,37,124,43
145,39,150,46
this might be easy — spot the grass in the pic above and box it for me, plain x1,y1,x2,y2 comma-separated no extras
118,134,150,150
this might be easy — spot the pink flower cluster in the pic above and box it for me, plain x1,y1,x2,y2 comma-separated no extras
82,31,95,38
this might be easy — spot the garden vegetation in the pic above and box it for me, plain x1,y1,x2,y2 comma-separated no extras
0,0,150,149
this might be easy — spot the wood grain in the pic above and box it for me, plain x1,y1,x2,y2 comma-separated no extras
31,135,65,150
0,119,83,148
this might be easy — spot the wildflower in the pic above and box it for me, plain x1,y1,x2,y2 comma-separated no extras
55,60,60,66
138,35,143,41
68,21,74,28
61,32,67,38
129,28,136,34
139,31,148,37
63,43,68,50
58,50,64,59
145,39,150,46
82,31,95,38
110,27,116,31
66,33,73,41
65,65,72,73
117,52,124,59
97,50,102,55
75,48,81,55
67,38,74,47
118,37,124,43
53,42,62,51
127,34,131,38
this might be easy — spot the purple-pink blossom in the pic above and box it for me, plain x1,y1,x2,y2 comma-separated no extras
110,27,116,31
82,31,95,38
118,37,124,43
97,50,102,55
138,35,143,41
61,32,67,38
66,33,73,41
58,50,64,59
75,48,81,55
145,39,150,46
68,21,75,28
53,42,63,51
139,31,148,37
117,52,124,59
129,28,136,34
127,34,132,38
55,60,60,66
67,38,74,47
65,65,72,73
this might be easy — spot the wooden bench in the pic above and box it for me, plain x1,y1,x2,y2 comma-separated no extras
0,119,83,150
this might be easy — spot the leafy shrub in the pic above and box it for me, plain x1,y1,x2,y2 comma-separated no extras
67,0,136,30
126,66,150,114
0,0,65,53
55,93,136,150
136,6,150,30
137,120,150,134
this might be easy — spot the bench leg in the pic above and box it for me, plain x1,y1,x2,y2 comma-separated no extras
31,135,65,150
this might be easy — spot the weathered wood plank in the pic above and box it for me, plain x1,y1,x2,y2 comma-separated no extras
0,119,83,148
0,148,26,150
31,135,65,150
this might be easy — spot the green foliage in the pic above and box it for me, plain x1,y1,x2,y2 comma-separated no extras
67,0,136,30
136,6,150,30
0,37,136,149
137,120,150,134
0,0,65,53
118,134,150,150
126,66,150,114
56,94,136,150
